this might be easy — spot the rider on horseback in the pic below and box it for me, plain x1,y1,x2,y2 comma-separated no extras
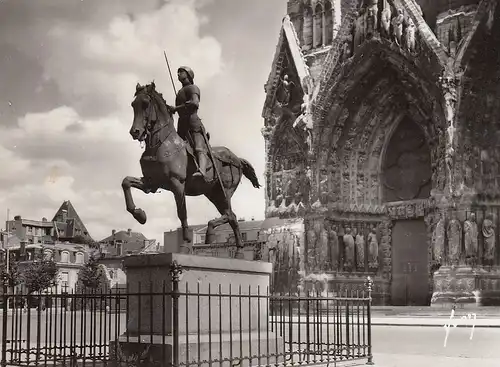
167,66,208,179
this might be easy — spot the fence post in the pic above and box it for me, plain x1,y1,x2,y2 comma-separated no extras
1,273,9,367
169,261,183,367
365,276,374,365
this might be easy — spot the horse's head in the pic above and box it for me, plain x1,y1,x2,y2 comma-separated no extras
130,82,172,142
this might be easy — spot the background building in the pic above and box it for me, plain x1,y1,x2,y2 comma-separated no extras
4,200,93,245
97,229,158,288
1,200,94,293
262,0,500,305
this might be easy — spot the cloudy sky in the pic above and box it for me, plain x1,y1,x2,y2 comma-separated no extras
0,0,285,243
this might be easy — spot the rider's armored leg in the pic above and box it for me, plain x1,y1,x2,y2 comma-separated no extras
192,131,208,178
193,151,208,178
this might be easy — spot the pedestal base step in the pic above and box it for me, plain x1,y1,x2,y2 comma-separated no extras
109,332,284,367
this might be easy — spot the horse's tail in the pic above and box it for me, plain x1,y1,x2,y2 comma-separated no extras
239,158,261,189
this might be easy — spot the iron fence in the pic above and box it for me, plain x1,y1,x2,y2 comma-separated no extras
1,275,373,367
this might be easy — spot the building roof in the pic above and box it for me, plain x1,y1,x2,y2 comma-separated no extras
52,200,92,240
100,230,152,256
13,219,53,227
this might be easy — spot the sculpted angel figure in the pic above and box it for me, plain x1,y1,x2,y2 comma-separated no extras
392,8,404,46
381,4,391,38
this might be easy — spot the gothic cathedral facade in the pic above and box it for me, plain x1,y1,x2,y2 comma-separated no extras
262,0,500,306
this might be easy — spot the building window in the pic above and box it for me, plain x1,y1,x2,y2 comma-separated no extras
60,272,69,282
75,252,84,264
43,249,53,260
242,232,247,241
200,234,206,243
61,251,70,263
60,271,69,290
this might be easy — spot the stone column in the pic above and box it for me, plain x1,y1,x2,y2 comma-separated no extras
332,0,342,40
440,74,459,196
322,10,326,47
302,8,313,50
261,125,274,215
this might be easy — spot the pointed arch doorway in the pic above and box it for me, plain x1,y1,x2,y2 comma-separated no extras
382,117,432,306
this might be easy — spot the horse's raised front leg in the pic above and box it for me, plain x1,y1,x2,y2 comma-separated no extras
121,176,148,224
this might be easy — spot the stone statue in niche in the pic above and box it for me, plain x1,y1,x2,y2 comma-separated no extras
274,176,283,205
317,223,329,271
432,216,445,264
276,74,293,108
307,226,317,271
328,222,339,271
464,213,479,264
482,214,496,264
343,227,355,270
381,4,391,39
274,73,299,130
355,227,366,270
353,10,366,48
447,213,462,265
366,0,379,37
368,225,379,269
319,170,329,203
405,17,416,52
341,35,353,61
292,84,313,156
391,8,404,46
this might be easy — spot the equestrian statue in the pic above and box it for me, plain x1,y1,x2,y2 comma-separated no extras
121,65,261,258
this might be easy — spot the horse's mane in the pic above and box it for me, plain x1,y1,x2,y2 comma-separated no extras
135,82,171,117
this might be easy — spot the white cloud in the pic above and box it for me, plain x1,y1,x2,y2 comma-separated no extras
42,1,225,116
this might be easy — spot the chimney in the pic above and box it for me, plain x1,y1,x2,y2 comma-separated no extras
112,229,116,236
127,228,132,236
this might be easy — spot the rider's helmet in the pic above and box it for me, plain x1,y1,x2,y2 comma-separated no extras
178,66,194,83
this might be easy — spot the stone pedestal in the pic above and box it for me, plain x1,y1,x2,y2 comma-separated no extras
477,266,500,306
431,266,482,307
431,265,500,307
110,253,282,367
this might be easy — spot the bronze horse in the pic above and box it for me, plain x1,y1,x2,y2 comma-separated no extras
122,82,261,257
